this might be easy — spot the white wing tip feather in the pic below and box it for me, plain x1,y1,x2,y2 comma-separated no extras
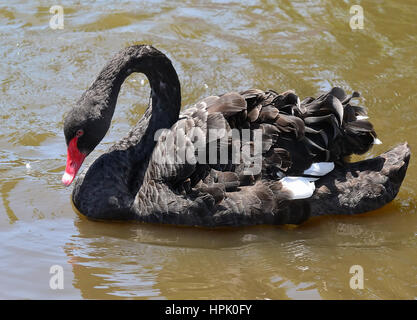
303,162,335,177
373,138,382,145
356,115,369,120
279,177,315,200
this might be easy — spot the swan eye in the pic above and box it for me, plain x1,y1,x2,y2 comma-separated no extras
76,129,84,138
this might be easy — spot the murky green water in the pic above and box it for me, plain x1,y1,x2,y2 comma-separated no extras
0,0,416,299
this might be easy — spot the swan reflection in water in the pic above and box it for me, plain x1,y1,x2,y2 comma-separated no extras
64,215,322,299
63,200,410,299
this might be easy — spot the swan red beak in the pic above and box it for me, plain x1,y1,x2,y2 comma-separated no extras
62,137,86,186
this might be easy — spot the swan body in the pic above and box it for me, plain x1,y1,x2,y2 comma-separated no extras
62,45,410,227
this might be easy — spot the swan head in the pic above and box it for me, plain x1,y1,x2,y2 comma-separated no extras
62,98,111,186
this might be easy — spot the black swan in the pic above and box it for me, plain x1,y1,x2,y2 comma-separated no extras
62,45,410,227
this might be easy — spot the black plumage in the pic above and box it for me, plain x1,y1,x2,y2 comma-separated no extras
62,45,410,227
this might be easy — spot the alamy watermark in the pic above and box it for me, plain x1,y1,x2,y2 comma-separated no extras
349,265,364,289
49,264,64,290
49,4,365,31
152,128,263,175
49,5,64,30
350,5,364,30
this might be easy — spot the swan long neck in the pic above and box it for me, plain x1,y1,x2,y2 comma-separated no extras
84,45,181,149
71,46,182,217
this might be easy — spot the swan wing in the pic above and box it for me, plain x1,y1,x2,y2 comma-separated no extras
138,87,379,223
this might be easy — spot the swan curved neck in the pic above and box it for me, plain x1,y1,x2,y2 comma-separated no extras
71,46,181,218
87,45,181,134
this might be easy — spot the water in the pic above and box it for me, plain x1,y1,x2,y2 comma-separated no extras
0,0,416,299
